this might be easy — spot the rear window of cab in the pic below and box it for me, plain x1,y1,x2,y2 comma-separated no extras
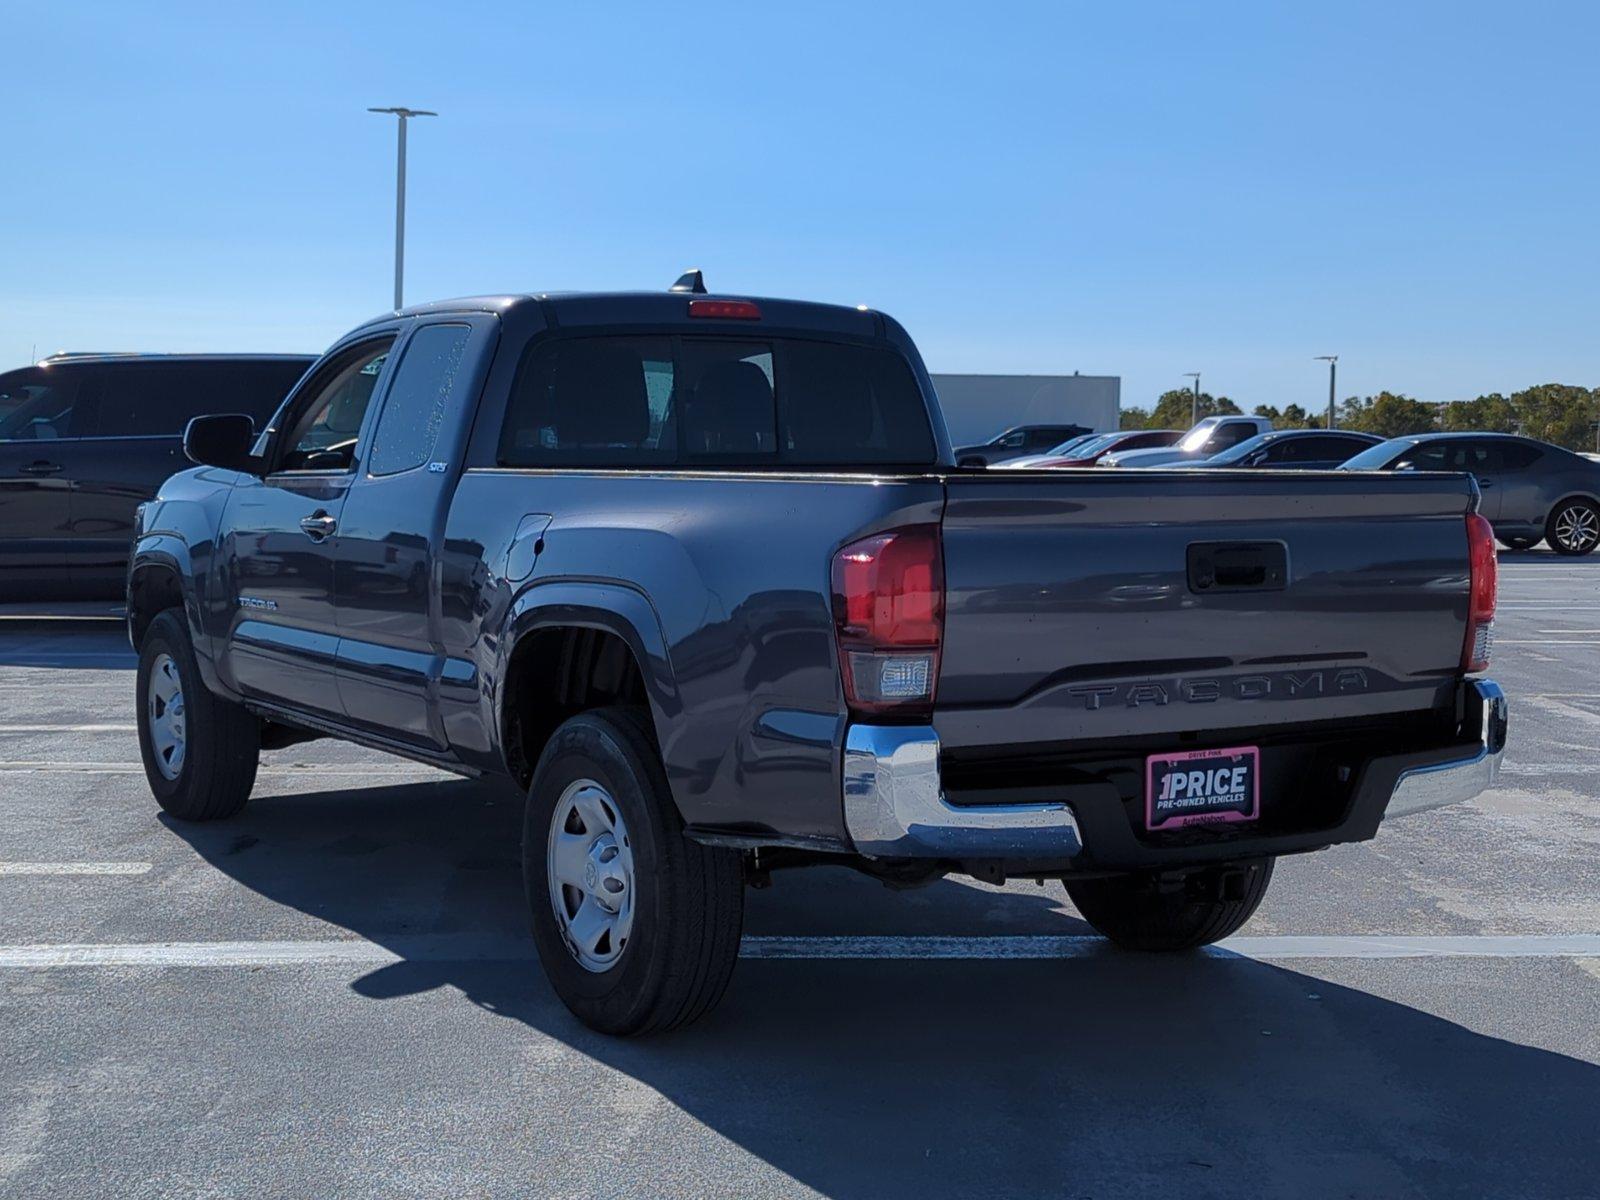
497,334,937,469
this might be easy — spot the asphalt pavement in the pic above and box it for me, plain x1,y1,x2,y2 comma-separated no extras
1,550,1597,1198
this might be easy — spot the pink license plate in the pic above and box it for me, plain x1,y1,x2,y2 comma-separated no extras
1145,745,1260,831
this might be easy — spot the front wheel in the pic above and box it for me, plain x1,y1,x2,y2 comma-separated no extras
136,609,260,820
523,707,744,1035
1546,500,1600,556
1063,859,1274,951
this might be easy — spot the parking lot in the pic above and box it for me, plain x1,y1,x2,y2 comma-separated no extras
0,552,1594,1198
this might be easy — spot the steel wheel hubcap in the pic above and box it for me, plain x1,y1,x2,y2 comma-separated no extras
547,779,635,972
147,653,187,780
1555,505,1598,551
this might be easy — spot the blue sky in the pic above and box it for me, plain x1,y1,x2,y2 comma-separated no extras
4,1,1596,412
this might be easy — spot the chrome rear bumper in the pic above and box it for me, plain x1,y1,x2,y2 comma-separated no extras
841,679,1508,860
843,725,1082,859
1386,679,1508,818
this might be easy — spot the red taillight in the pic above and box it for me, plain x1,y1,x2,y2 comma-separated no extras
688,299,762,320
1463,512,1497,672
831,524,944,716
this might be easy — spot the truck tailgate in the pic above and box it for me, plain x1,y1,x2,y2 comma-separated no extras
935,470,1478,751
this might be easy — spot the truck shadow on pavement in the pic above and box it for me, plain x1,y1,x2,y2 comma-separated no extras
164,774,1599,1199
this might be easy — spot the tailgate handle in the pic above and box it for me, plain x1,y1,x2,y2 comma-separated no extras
1187,541,1287,593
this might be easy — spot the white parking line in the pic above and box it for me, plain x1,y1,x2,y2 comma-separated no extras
0,614,122,622
1500,606,1600,611
1495,640,1600,646
0,725,136,733
0,762,439,775
0,862,152,876
1498,763,1591,776
0,933,1596,968
0,652,133,662
0,758,1565,780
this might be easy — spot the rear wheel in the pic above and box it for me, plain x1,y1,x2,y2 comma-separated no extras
136,609,260,820
1063,859,1274,951
1546,500,1600,556
523,707,744,1035
1497,536,1538,551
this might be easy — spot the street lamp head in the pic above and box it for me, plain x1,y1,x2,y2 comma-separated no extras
367,106,438,118
1314,355,1338,363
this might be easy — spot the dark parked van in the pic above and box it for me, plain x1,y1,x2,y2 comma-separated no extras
0,353,314,599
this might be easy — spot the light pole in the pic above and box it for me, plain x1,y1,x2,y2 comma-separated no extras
367,106,437,310
1182,373,1201,426
1315,355,1338,429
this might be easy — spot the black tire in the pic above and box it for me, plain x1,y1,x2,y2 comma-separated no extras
523,706,744,1036
136,609,260,821
1063,858,1275,951
1497,536,1538,552
1545,499,1600,556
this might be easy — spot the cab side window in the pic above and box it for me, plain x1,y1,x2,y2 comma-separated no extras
367,325,472,476
277,343,393,472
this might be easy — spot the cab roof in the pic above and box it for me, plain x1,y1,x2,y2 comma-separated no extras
358,290,885,339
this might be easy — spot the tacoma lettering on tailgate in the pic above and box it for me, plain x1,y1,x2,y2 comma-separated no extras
1066,668,1371,710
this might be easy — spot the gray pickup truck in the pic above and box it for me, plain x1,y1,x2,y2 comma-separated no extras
128,279,1508,1035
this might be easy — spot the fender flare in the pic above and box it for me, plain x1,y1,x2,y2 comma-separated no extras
127,535,229,696
495,576,681,756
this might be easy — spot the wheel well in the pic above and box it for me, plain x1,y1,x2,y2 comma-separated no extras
501,626,650,787
128,565,184,646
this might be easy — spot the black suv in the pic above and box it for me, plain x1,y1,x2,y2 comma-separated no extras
0,353,314,599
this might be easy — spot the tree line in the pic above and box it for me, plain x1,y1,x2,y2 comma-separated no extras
1120,384,1600,451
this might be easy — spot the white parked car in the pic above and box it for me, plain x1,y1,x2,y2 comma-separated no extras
1099,415,1273,468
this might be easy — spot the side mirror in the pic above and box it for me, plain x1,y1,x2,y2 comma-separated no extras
1393,460,1417,472
184,413,259,473
956,454,989,468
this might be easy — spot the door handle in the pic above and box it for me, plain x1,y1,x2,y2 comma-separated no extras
299,511,338,541
20,461,62,476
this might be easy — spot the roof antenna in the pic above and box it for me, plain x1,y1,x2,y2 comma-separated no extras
670,268,707,295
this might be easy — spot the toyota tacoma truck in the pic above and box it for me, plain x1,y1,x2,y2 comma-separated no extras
128,277,1508,1035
